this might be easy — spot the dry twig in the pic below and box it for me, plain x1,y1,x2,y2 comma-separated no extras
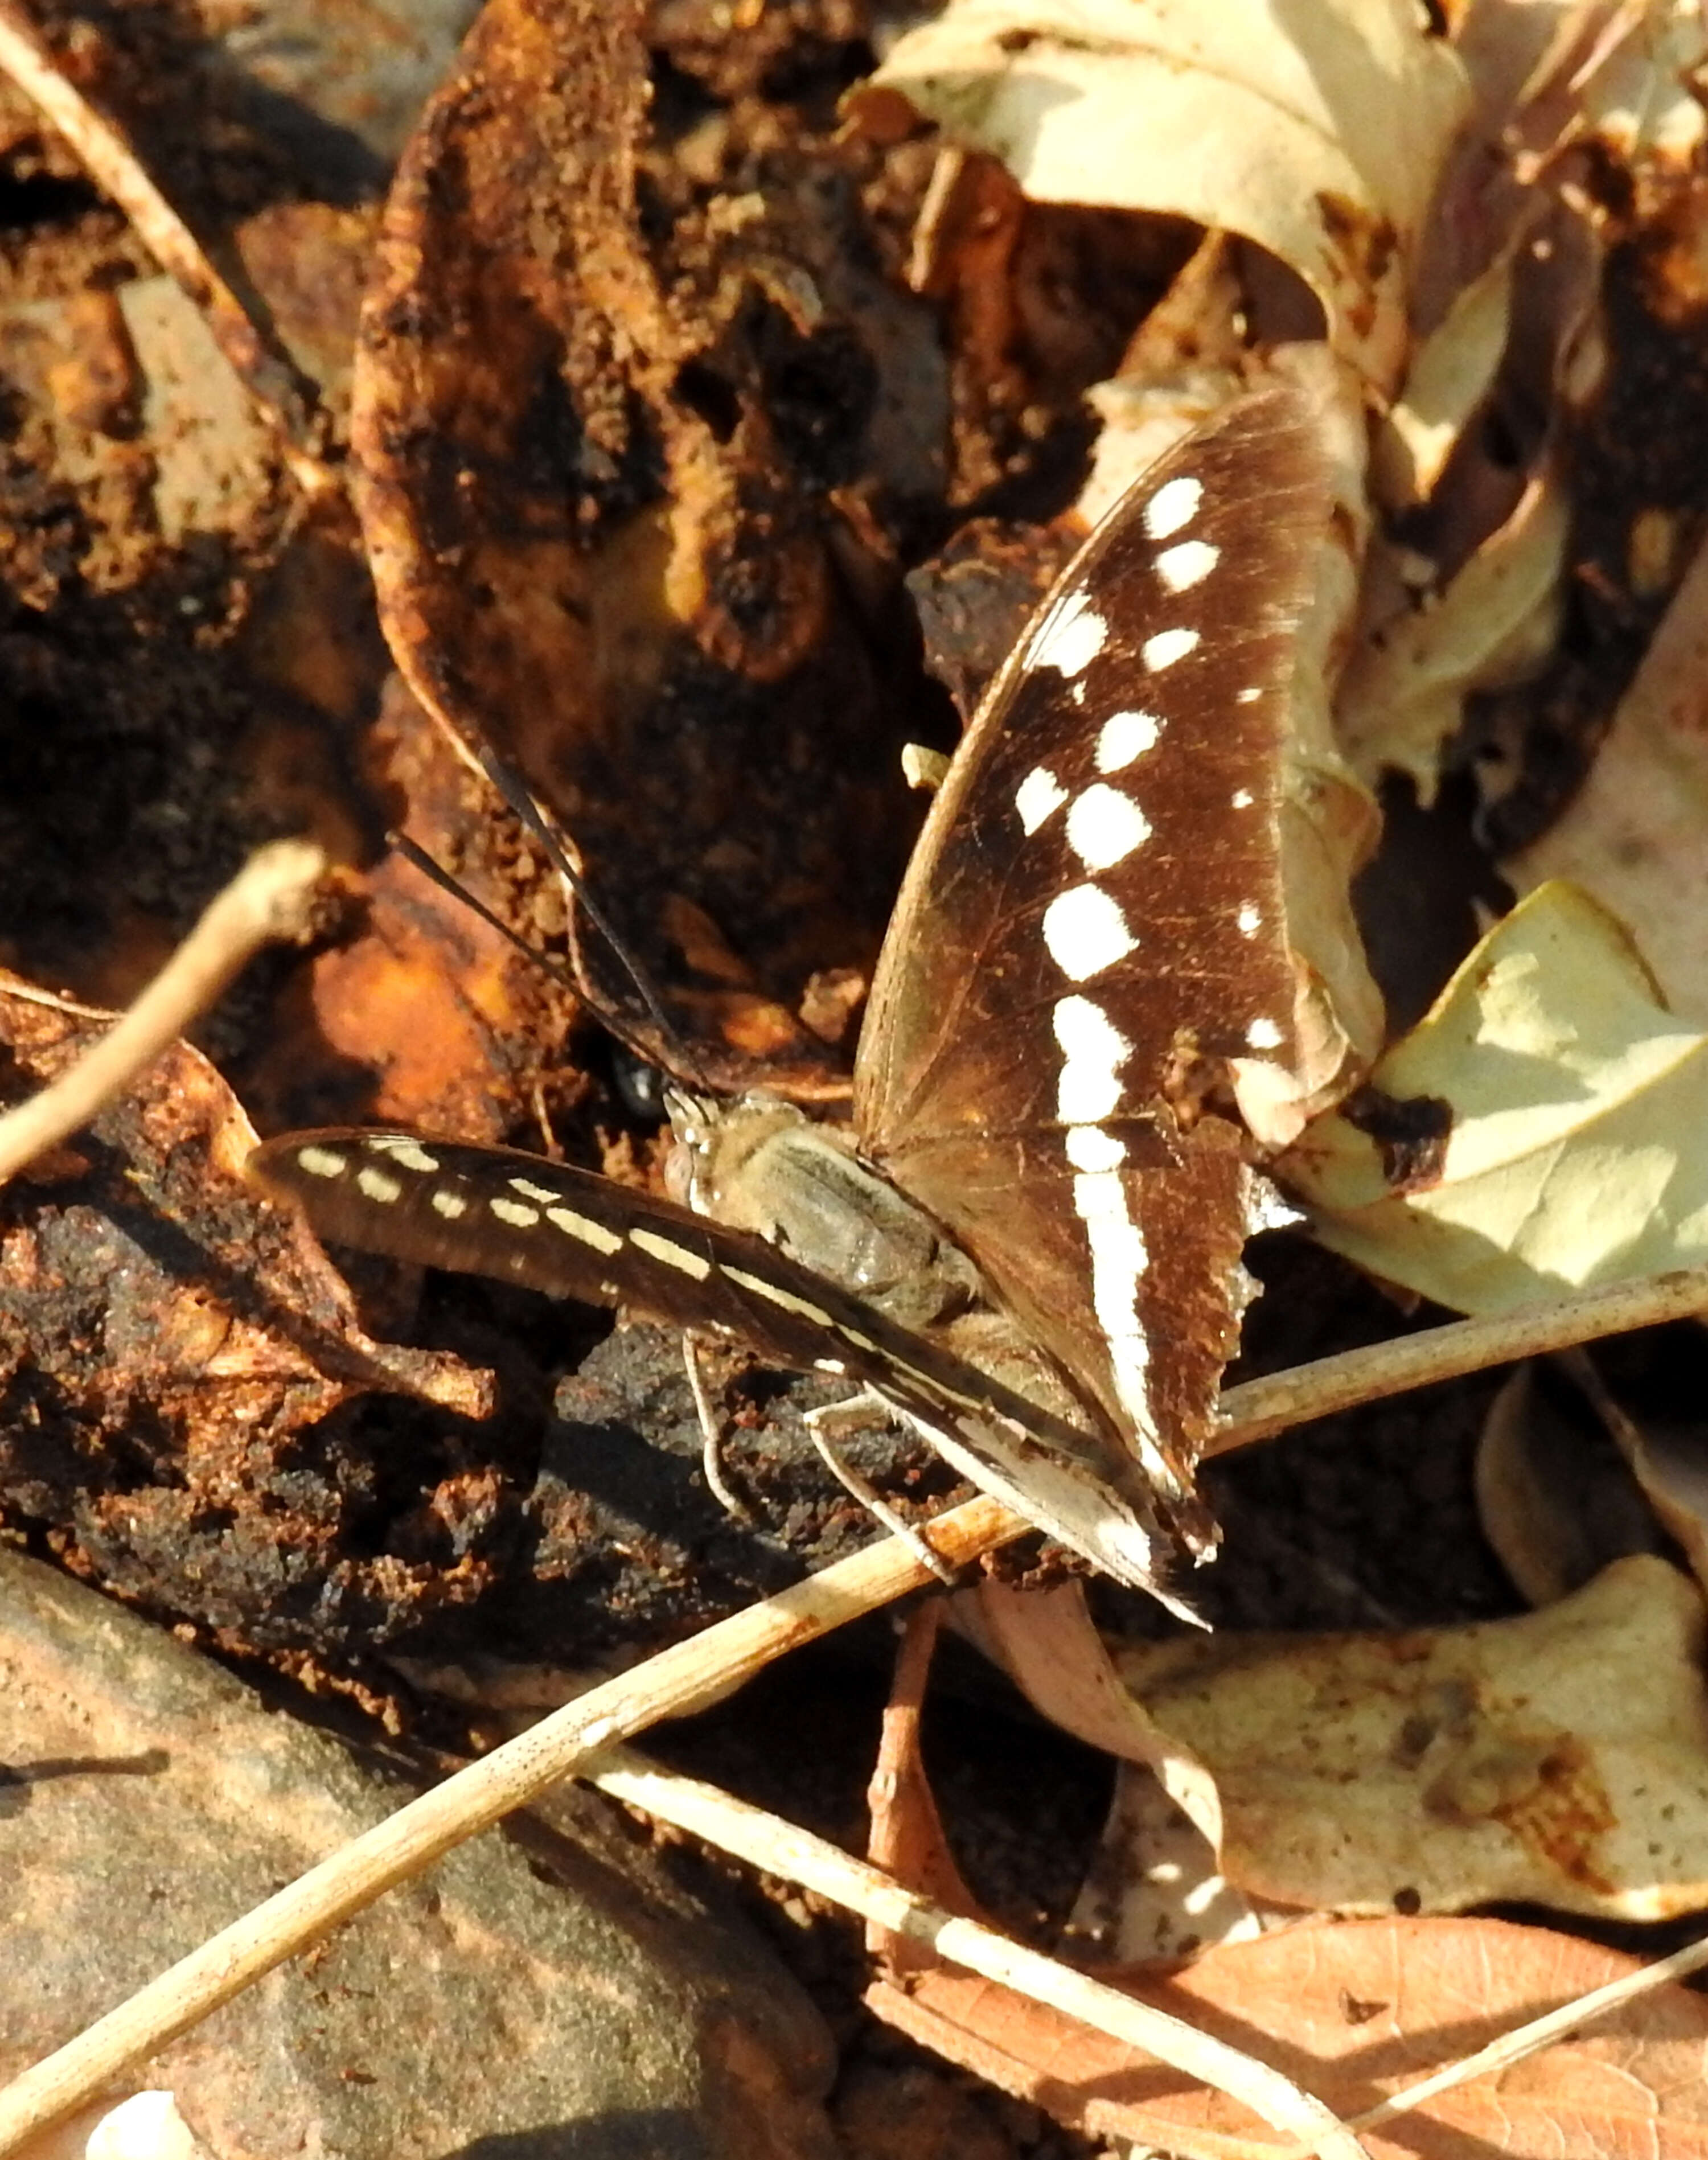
0,4,334,489
588,1745,1370,2159
0,839,327,1185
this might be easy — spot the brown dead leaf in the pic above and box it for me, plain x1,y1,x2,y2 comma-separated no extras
354,0,936,1099
867,1913,1708,2157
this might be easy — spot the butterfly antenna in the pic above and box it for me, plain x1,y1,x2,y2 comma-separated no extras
473,748,709,1090
387,829,579,991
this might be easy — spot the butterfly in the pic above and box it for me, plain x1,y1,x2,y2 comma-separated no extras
252,387,1333,1605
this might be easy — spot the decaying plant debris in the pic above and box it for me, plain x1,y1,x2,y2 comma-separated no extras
9,0,1708,2153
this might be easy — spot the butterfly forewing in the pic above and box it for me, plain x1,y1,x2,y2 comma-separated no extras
247,1128,1169,1555
855,389,1332,1516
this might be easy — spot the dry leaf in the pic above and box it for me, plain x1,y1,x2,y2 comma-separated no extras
857,0,1471,398
959,1579,1251,1960
1336,456,1570,794
1282,881,1708,1313
1114,1553,1708,1920
867,1913,1708,2157
1475,1362,1666,1605
1507,516,1708,1024
354,0,927,1099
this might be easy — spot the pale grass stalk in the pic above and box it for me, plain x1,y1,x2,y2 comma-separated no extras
586,1744,1368,2160
0,840,327,1185
0,4,332,490
1212,1263,1708,1454
0,1496,1024,2155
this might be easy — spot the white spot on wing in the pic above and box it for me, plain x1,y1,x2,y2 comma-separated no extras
356,1165,403,1204
1015,765,1069,834
1065,783,1151,872
1231,787,1255,810
1053,993,1131,1123
726,1266,831,1323
1070,1167,1173,1485
1237,902,1262,938
632,1227,711,1279
371,1139,440,1173
297,1145,349,1180
1236,686,1263,705
548,1205,623,1255
491,1196,539,1226
1143,627,1200,671
509,1177,561,1204
432,1189,469,1219
1246,1016,1284,1050
1155,539,1218,593
1095,709,1161,772
1029,589,1108,678
1041,885,1137,980
1065,1123,1125,1172
1144,474,1202,540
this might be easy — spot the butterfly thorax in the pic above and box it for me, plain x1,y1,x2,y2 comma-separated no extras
667,1089,1096,1426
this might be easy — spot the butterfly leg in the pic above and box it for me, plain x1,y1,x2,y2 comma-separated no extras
803,1392,959,1583
681,1331,754,1522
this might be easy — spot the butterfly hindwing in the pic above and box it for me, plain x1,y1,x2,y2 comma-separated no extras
855,389,1332,1514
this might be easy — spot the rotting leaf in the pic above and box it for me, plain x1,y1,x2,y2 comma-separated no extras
853,0,1472,399
354,0,941,1098
866,1913,1708,2158
1111,1553,1708,1921
1282,881,1708,1313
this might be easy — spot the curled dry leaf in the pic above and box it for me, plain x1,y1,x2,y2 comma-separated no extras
1336,452,1570,795
856,0,1471,398
0,971,492,1635
1282,881,1708,1313
959,1579,1253,1961
1506,513,1708,1024
867,1913,1708,2158
1475,1362,1668,1607
1113,1553,1708,1921
1538,1349,1708,1611
355,0,937,1097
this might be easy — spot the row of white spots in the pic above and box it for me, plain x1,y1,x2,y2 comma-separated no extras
289,1139,1001,1427
1009,459,1268,1460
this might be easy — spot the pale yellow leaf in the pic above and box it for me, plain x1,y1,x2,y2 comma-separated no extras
1336,457,1569,795
1508,519,1708,1024
1281,881,1708,1312
856,0,1471,397
1115,1553,1708,1920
